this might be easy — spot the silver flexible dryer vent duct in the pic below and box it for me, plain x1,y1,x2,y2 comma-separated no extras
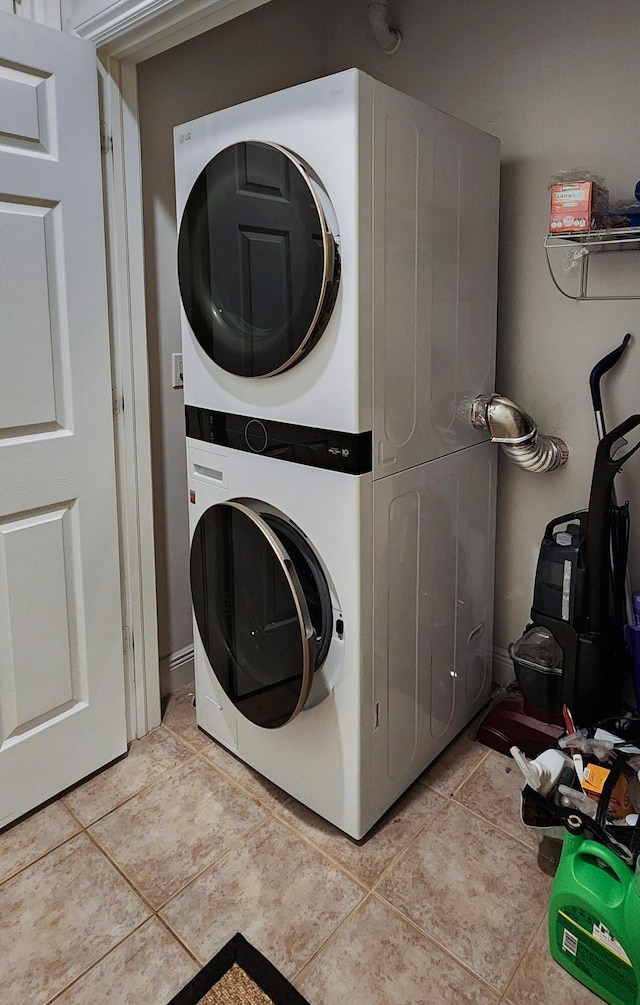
368,0,402,54
470,394,569,473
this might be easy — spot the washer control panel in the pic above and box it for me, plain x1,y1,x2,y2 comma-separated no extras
185,405,372,475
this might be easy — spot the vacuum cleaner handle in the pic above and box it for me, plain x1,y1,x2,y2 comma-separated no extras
541,510,587,541
589,333,631,417
589,335,635,627
585,414,640,632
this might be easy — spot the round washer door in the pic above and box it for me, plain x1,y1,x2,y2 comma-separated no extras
190,500,332,729
178,140,340,378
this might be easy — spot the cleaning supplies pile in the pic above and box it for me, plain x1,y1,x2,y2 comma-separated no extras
512,706,640,866
513,710,640,1004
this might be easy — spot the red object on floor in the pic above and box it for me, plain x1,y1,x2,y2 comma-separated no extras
476,694,565,757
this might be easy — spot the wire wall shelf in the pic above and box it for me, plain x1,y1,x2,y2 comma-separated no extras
544,228,640,301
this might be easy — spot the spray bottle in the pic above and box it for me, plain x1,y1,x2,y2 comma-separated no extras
510,745,573,796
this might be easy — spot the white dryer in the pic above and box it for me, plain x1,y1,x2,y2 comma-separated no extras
186,435,496,840
174,68,500,477
176,70,500,839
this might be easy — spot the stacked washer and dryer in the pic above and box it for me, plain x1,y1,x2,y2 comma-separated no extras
174,69,500,839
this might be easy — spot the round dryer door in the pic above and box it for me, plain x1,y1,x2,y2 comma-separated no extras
178,140,340,378
190,500,333,728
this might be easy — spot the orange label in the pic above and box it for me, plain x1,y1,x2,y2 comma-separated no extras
582,764,632,818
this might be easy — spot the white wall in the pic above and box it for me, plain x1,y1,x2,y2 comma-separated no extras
325,0,640,666
137,0,328,691
140,0,640,691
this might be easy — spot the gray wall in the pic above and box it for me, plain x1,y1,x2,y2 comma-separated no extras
137,0,328,690
140,0,640,689
325,0,640,665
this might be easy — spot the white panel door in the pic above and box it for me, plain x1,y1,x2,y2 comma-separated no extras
0,13,127,826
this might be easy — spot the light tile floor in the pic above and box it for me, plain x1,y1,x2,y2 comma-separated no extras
0,686,601,1005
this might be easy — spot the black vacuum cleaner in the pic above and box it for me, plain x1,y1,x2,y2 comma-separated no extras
479,338,639,755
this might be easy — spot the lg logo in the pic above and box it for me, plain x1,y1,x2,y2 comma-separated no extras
179,131,192,144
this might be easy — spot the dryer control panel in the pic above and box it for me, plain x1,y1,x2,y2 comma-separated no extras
185,405,372,475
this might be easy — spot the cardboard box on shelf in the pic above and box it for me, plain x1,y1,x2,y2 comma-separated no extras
549,180,608,234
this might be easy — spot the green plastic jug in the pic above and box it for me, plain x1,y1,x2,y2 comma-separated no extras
549,814,640,1005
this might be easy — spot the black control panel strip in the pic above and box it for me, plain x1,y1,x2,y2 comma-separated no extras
185,405,372,475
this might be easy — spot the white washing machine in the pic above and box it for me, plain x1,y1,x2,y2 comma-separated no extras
174,68,500,479
176,70,500,838
187,436,496,840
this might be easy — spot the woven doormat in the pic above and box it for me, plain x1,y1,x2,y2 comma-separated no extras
168,933,310,1005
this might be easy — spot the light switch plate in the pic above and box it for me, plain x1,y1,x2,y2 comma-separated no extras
171,352,183,389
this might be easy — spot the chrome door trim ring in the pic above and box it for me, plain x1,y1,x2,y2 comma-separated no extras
220,500,315,724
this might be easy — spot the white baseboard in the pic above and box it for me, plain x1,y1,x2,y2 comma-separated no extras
159,644,194,696
492,645,515,688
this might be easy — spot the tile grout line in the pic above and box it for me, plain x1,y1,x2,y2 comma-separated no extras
160,720,215,757
192,742,496,900
193,743,295,814
60,728,200,826
447,743,493,797
257,805,371,893
368,795,453,893
1,732,207,892
368,887,507,999
3,704,549,1003
40,817,272,1000
42,814,273,1005
0,827,83,890
500,909,550,1001
82,826,160,914
154,911,203,967
448,788,562,863
42,915,153,1005
156,818,269,922
413,743,492,804
371,877,509,997
87,813,270,919
369,789,555,998
291,890,373,985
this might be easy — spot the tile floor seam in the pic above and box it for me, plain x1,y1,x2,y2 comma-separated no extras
363,813,442,888
59,797,91,832
368,795,453,894
370,884,511,996
195,747,295,816
61,739,199,827
3,706,563,1005
154,910,203,967
42,915,153,1005
159,720,213,757
155,817,270,923
157,815,369,979
448,744,493,797
290,890,374,984
82,827,159,915
93,814,269,918
193,745,294,813
0,828,83,889
367,888,506,999
412,735,491,799
369,793,557,997
500,910,549,1002
448,789,561,864
264,805,375,893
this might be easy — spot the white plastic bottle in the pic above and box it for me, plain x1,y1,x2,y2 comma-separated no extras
510,745,574,796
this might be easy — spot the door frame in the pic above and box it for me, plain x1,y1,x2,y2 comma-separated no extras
72,0,272,739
